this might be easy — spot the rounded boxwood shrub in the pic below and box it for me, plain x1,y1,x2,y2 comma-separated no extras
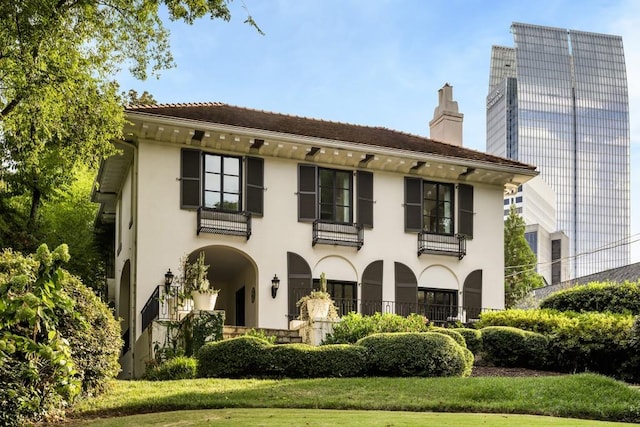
356,332,473,377
196,336,272,378
452,328,483,354
144,356,197,381
268,343,367,378
57,272,122,395
540,281,640,314
480,326,548,369
429,327,466,347
476,309,569,334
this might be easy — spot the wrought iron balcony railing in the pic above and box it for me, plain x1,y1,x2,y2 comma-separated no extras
197,207,251,240
312,219,364,250
417,231,466,259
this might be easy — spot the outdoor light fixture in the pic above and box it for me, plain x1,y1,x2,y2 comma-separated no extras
271,274,280,298
164,269,174,294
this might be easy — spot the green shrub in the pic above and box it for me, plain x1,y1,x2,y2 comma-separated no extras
0,245,80,426
145,356,197,381
429,327,466,347
243,328,277,344
323,312,429,344
476,308,569,334
57,272,122,395
480,326,548,369
540,281,640,314
267,344,367,378
452,328,483,354
196,336,272,378
356,332,473,377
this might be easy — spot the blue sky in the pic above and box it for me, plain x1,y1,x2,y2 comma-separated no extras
117,0,640,264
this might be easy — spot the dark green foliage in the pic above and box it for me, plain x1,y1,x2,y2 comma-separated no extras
196,336,272,378
429,326,466,347
477,309,637,380
144,356,197,381
452,328,483,354
540,281,640,314
267,344,368,378
57,272,121,395
185,310,224,356
356,332,473,377
323,312,429,344
480,326,548,369
0,245,79,425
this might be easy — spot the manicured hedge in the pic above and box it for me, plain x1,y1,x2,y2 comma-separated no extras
197,336,272,378
429,327,466,348
323,312,429,344
476,309,638,381
540,281,640,314
145,356,197,381
480,326,547,368
267,344,368,378
356,332,473,377
452,328,482,354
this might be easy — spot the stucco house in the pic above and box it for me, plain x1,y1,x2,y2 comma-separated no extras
92,96,537,377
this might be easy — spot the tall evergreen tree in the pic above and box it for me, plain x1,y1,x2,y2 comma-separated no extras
504,204,544,308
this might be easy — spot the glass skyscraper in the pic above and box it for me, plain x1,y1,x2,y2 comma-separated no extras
487,22,630,278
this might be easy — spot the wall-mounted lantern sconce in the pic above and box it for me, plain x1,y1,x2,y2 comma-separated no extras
271,274,280,298
164,269,174,294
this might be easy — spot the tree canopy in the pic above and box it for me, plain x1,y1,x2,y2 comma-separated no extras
504,204,545,308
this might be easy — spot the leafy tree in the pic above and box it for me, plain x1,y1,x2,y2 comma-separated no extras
0,0,260,228
504,204,544,308
123,89,158,105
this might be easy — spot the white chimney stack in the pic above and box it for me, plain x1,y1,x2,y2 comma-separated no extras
429,83,463,146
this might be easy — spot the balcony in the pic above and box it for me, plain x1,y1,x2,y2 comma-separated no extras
197,207,251,240
417,231,466,259
312,220,364,250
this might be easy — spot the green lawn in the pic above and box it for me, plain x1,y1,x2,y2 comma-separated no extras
68,374,640,424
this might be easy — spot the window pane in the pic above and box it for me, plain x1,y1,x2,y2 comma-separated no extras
222,193,239,210
204,173,221,191
224,157,240,175
224,176,240,193
204,191,220,208
205,155,221,173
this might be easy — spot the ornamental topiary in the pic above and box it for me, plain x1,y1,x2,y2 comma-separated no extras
429,326,466,348
323,312,429,344
196,336,272,378
356,332,473,377
480,326,548,369
267,343,368,378
452,328,483,354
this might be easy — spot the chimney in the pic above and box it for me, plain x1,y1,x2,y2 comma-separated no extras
429,83,463,146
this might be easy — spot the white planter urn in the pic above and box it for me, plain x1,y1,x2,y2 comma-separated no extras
192,291,218,311
306,298,330,320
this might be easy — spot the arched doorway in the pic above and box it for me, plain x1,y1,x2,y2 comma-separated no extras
187,246,258,327
463,270,483,321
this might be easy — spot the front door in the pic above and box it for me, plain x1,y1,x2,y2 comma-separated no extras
235,287,245,326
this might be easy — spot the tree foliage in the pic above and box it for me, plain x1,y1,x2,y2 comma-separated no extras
0,0,258,226
504,204,544,308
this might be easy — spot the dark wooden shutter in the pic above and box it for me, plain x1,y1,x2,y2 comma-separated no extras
181,149,201,209
458,184,474,239
463,269,482,319
287,252,312,318
357,171,374,228
394,262,417,316
404,177,422,232
298,164,317,222
245,157,264,216
361,260,383,315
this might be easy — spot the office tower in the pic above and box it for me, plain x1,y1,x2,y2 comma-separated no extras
487,22,630,278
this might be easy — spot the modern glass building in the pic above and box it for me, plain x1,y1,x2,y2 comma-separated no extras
487,22,630,278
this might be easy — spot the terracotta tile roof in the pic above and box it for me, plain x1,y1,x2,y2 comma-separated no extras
126,102,536,170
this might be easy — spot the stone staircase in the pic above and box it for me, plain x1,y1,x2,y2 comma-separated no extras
222,326,303,344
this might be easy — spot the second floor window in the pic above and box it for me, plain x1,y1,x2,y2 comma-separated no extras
319,168,352,223
423,181,454,234
204,154,241,211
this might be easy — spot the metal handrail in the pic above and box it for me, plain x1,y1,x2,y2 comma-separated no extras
312,219,364,250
